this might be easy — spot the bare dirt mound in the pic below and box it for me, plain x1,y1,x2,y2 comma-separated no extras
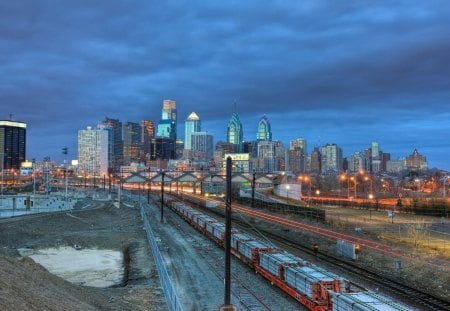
0,203,167,311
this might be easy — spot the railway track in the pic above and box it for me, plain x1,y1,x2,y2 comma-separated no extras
159,197,273,311
188,199,450,311
253,225,450,311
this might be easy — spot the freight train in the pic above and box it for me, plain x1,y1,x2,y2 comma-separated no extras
163,195,409,311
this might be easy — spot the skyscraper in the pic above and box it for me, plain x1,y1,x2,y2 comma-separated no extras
310,147,321,173
256,115,272,141
289,138,307,173
102,117,123,173
157,99,177,140
123,121,144,165
227,112,243,151
0,120,26,170
78,126,110,176
184,112,201,150
191,132,214,160
320,143,343,173
141,119,155,156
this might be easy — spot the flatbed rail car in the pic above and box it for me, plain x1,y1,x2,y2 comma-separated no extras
161,196,409,311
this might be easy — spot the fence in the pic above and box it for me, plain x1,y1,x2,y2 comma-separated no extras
140,205,184,311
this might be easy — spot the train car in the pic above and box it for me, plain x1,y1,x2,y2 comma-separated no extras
195,214,216,231
258,251,304,281
163,197,408,311
205,221,226,243
331,291,409,311
230,233,255,252
255,252,331,311
237,239,274,266
284,265,341,305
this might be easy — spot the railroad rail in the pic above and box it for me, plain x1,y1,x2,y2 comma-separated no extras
191,196,450,311
154,195,272,311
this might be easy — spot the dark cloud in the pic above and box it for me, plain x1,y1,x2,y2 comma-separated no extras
1,1,449,169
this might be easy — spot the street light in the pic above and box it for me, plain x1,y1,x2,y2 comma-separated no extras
0,152,4,206
298,175,312,201
62,147,68,209
286,184,290,203
340,173,350,199
444,176,449,198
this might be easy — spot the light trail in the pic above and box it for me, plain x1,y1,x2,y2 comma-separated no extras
183,193,448,269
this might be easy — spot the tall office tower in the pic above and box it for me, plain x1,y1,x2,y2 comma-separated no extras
274,141,286,172
123,121,144,165
227,112,243,151
157,99,177,140
288,148,303,173
256,115,272,141
185,112,201,150
290,138,307,153
310,147,321,173
150,137,175,160
78,126,110,176
141,120,154,156
102,117,123,172
0,120,26,170
320,143,343,174
347,151,367,172
256,141,275,172
289,138,307,173
405,149,428,172
381,152,391,172
370,142,381,173
97,123,114,173
191,132,214,160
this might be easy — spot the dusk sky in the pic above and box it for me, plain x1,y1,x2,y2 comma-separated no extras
1,1,449,169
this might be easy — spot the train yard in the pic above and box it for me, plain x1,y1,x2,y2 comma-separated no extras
161,194,409,310
163,192,450,310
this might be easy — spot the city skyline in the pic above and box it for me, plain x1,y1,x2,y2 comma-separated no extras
1,2,449,169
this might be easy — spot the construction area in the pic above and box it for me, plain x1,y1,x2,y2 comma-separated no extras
0,190,449,310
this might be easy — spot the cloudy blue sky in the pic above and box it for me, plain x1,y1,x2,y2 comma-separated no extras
1,1,449,169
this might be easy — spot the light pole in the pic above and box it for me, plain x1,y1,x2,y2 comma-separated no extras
62,147,68,209
444,176,448,198
251,170,256,208
286,184,290,203
160,171,165,223
222,156,234,310
0,152,4,206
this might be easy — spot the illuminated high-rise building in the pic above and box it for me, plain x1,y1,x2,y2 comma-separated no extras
191,132,213,160
102,117,123,172
320,143,343,173
289,138,307,173
123,121,144,165
227,112,243,151
256,115,272,141
78,126,110,176
0,120,26,170
157,99,177,140
141,120,155,156
184,112,201,150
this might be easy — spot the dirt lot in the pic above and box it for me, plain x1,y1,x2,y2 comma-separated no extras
0,202,167,311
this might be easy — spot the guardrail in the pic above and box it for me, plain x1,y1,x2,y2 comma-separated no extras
140,205,184,311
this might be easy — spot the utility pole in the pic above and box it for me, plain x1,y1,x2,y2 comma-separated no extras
444,176,448,198
0,153,4,207
160,171,165,223
251,170,256,208
220,157,235,311
62,147,68,209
